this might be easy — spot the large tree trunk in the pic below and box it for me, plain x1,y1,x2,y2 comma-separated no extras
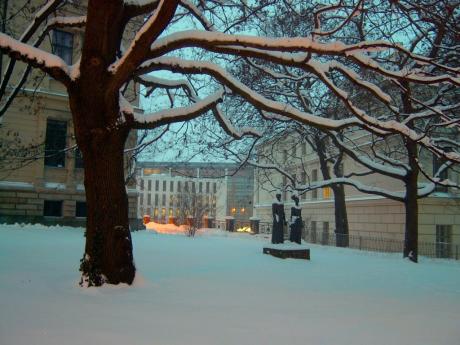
78,128,135,286
315,134,349,247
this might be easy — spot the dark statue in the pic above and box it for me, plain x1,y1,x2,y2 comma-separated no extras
271,193,286,244
289,195,302,244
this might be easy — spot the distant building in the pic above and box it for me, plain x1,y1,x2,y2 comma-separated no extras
136,162,254,225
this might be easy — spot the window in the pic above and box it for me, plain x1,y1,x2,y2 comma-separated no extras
199,182,203,193
184,182,189,192
206,182,210,193
140,179,144,190
312,169,318,199
301,142,307,156
163,180,166,192
311,220,317,243
154,194,158,206
43,200,63,217
170,181,174,192
323,187,332,199
52,30,73,64
75,148,84,169
283,149,288,162
436,225,452,258
162,194,166,206
148,180,152,191
191,182,196,193
213,183,217,194
155,180,159,191
75,201,87,218
44,119,67,167
140,196,144,206
177,181,182,192
322,222,329,245
147,194,151,205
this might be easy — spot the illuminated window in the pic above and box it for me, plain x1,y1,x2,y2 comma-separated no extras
322,187,332,199
154,208,158,217
312,169,318,199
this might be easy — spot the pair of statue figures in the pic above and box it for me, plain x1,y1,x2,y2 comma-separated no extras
271,193,302,244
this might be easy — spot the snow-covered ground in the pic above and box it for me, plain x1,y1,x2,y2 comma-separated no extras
1,224,459,345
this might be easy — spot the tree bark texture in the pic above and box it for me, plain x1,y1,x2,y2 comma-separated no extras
315,134,349,247
332,184,349,247
77,126,135,286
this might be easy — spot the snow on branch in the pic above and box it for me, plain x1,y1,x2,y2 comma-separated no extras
179,0,214,31
135,74,197,101
19,0,63,43
139,57,362,131
0,33,72,85
126,88,224,129
212,106,262,139
109,0,179,89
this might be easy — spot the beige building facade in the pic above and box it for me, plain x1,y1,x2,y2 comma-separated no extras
253,133,460,257
0,0,139,227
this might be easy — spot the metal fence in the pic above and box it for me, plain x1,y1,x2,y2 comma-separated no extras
302,230,460,260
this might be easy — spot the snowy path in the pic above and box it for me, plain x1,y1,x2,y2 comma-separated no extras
1,224,459,345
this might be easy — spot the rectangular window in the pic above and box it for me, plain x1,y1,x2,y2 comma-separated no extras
140,179,144,190
140,196,144,206
147,194,151,205
44,119,67,167
154,194,158,206
184,182,189,192
75,201,87,218
206,182,210,193
52,30,73,64
162,194,166,206
311,220,317,243
312,169,318,200
322,221,329,245
178,181,182,192
148,180,152,191
163,180,166,192
436,225,452,258
213,183,217,194
43,200,63,217
199,182,203,193
170,181,174,192
155,180,159,191
192,182,196,193
322,187,332,199
75,148,84,169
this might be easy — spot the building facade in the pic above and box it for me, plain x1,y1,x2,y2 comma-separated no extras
0,1,139,227
253,132,460,256
137,162,254,225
